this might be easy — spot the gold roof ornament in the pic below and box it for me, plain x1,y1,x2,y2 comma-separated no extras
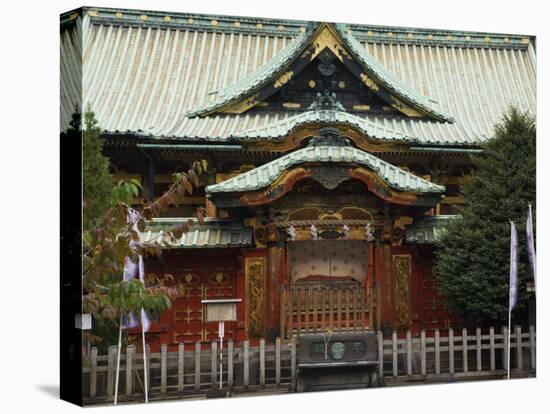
360,73,380,91
310,23,348,62
274,71,294,88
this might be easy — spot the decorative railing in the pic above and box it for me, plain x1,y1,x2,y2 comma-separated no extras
280,281,380,339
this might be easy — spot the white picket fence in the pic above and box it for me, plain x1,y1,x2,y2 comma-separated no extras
82,325,535,403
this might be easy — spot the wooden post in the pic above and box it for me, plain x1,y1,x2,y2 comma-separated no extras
377,331,384,380
392,331,398,377
406,330,412,376
312,288,318,331
126,345,134,396
344,288,352,331
321,287,326,331
502,326,509,372
489,327,496,371
449,328,454,375
211,341,217,389
291,336,297,391
476,328,482,372
311,287,316,331
435,329,440,375
228,339,234,388
368,287,374,330
161,344,167,394
107,345,117,398
90,347,97,398
529,325,536,371
260,339,266,387
280,288,286,340
145,344,151,391
195,341,201,391
360,290,366,330
336,288,342,331
275,337,281,386
375,283,382,332
178,343,184,392
328,290,334,330
420,330,426,376
296,289,302,335
515,326,522,371
243,340,250,389
305,288,310,332
462,328,468,373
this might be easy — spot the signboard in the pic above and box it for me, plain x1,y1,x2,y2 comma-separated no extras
201,299,241,390
201,299,241,322
75,313,92,330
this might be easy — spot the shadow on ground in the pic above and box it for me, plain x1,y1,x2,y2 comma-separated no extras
36,384,59,399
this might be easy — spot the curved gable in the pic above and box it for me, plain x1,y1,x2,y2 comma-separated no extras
187,22,453,122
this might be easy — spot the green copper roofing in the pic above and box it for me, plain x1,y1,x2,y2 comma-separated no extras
187,21,452,121
186,23,318,117
206,144,445,194
230,105,423,143
61,9,536,146
140,218,253,248
405,215,457,244
334,24,453,122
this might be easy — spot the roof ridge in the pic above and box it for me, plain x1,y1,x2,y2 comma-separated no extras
62,7,533,49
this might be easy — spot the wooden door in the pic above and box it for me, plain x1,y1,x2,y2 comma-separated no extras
172,271,236,344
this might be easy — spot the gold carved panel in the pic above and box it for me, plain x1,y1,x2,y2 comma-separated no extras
310,24,349,62
245,257,267,338
392,254,411,329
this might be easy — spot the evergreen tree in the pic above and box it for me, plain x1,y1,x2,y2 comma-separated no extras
82,111,140,231
82,111,116,231
435,107,535,324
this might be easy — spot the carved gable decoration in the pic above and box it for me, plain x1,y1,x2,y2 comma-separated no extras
187,22,452,122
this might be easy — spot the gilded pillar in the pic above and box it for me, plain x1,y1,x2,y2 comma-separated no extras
245,256,267,338
392,254,412,330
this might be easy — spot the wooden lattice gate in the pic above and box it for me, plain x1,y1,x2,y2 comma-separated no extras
280,279,377,339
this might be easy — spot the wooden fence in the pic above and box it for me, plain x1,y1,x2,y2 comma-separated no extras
82,325,535,404
378,325,536,383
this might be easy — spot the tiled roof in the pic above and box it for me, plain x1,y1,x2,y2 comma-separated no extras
405,215,456,244
60,8,536,146
206,145,445,194
230,107,423,143
334,24,452,122
140,218,253,248
186,23,316,117
187,22,451,121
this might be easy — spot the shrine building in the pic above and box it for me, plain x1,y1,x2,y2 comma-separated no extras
61,7,536,349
